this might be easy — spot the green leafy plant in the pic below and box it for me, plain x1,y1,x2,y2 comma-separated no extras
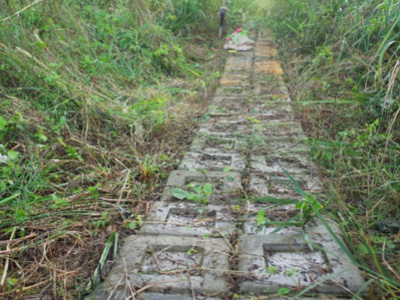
255,170,324,232
172,182,213,205
125,214,144,230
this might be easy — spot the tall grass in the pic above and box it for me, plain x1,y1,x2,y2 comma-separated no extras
250,0,400,297
0,0,232,297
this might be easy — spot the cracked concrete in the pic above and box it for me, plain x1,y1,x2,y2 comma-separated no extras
88,31,365,300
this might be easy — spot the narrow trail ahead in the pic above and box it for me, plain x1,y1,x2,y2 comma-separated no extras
89,31,365,300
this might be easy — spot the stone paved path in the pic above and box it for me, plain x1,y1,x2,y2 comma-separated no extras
89,32,365,300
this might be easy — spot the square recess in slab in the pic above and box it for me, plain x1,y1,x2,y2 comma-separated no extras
199,120,248,136
249,121,305,138
162,171,242,203
263,243,331,276
238,234,365,295
179,151,245,172
168,208,216,227
250,155,315,176
242,204,302,235
250,102,292,114
242,136,309,156
190,136,241,152
254,85,288,96
97,236,230,296
140,245,205,275
209,98,251,114
256,94,291,103
242,204,340,236
248,174,323,200
247,112,294,122
215,86,248,97
226,56,253,65
139,202,236,237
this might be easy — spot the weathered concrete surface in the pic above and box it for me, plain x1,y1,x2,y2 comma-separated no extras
161,170,242,204
88,31,365,300
240,204,341,236
89,235,230,298
139,202,237,237
178,151,246,172
238,234,365,295
190,136,245,152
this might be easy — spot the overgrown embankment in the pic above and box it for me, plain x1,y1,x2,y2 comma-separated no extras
254,0,400,297
0,0,250,298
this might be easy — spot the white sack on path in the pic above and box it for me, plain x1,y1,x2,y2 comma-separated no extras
224,29,255,51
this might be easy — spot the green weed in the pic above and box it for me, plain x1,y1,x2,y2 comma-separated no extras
172,182,213,205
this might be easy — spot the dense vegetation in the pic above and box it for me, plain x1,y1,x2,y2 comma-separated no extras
254,0,400,298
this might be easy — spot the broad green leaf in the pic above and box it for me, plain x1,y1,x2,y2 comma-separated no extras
277,288,290,295
172,188,189,200
203,183,212,195
7,150,18,160
267,266,278,274
0,116,8,131
59,116,67,125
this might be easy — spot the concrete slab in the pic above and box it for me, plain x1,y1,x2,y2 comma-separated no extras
208,100,250,115
219,79,251,88
248,102,293,115
225,56,253,65
190,136,244,152
255,66,284,75
246,112,294,122
208,103,250,118
88,290,219,300
240,204,341,236
139,202,237,237
254,61,281,69
162,170,242,204
95,235,231,296
254,84,288,96
256,94,291,103
202,113,293,126
215,86,251,97
198,119,248,136
239,135,309,155
237,234,365,295
264,138,310,155
228,52,254,58
249,121,305,137
178,151,246,172
254,55,278,62
136,293,219,300
254,47,278,56
248,174,323,200
235,296,347,300
224,66,254,73
219,73,251,81
250,154,316,176
253,120,304,137
253,73,284,82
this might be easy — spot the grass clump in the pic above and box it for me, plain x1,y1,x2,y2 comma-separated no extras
0,0,254,298
249,0,400,297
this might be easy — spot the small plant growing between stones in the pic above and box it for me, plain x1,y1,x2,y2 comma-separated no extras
125,214,144,230
172,182,213,205
255,170,324,232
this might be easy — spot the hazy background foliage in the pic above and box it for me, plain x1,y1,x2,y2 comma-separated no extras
250,0,400,297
